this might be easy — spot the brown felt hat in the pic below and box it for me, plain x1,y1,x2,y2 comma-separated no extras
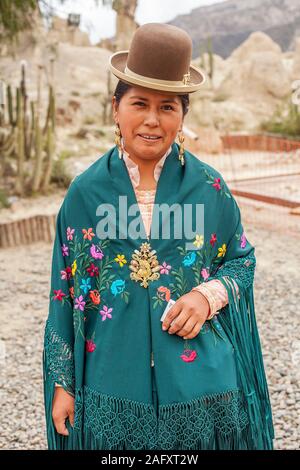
109,23,206,94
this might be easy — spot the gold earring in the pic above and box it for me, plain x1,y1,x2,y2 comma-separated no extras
178,131,185,166
114,123,123,159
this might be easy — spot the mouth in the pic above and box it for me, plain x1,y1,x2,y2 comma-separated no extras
138,134,162,142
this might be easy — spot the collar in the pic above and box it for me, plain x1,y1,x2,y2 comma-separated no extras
121,140,173,189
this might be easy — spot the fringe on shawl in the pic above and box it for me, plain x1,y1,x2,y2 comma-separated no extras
42,381,256,450
42,283,275,450
216,277,275,450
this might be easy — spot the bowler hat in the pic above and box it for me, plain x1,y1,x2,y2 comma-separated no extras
109,23,206,94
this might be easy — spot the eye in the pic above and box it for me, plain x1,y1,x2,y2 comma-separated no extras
133,101,145,106
162,105,174,111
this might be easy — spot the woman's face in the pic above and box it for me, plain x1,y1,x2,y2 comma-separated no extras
112,85,184,162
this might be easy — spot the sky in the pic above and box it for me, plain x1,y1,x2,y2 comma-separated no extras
42,0,225,44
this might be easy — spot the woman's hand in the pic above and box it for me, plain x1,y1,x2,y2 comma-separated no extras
52,387,75,436
162,291,210,339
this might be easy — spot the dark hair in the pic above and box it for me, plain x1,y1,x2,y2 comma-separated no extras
113,80,189,117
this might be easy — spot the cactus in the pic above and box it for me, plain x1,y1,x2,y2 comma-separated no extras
102,69,113,125
15,87,25,196
41,85,55,192
0,59,57,197
31,112,42,193
198,37,215,85
6,85,14,126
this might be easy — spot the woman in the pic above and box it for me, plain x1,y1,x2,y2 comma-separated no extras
43,23,274,450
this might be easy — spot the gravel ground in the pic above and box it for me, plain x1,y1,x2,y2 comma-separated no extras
0,215,299,450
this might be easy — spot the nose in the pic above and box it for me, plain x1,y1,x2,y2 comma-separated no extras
143,110,160,127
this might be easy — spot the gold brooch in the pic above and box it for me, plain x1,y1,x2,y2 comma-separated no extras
182,72,191,85
129,242,161,288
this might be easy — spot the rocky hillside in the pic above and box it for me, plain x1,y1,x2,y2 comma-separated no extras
169,0,300,58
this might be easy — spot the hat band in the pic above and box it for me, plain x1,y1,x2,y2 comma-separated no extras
124,65,190,87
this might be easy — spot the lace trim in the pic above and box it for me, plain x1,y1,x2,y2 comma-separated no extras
69,386,250,450
43,319,75,396
208,253,256,290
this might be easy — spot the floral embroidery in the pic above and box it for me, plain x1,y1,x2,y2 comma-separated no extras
53,226,131,344
86,263,99,277
61,244,69,257
210,233,217,246
157,286,171,302
204,170,231,198
100,305,113,321
61,266,72,280
168,265,188,300
180,348,197,363
160,261,171,275
82,228,95,240
240,232,247,248
89,289,100,304
71,260,77,276
114,254,127,267
74,295,86,311
193,234,204,249
80,277,92,294
86,339,96,353
201,268,210,280
199,317,225,344
212,178,221,191
235,231,247,249
182,251,196,267
217,244,227,258
90,244,104,259
53,289,66,301
111,279,125,296
69,286,74,299
152,286,171,308
66,227,75,241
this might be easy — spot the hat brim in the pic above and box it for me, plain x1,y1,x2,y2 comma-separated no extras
109,51,206,94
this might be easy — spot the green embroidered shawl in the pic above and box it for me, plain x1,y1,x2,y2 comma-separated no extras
43,142,274,450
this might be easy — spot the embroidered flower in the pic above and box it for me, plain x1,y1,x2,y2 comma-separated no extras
61,244,69,257
217,244,227,258
60,266,72,280
100,305,113,321
90,244,104,259
180,349,197,362
193,234,204,249
53,289,66,301
82,228,95,240
86,339,96,353
240,231,247,249
182,251,196,266
75,295,86,311
111,279,125,296
69,286,74,299
66,227,75,241
157,286,171,302
89,289,100,305
80,277,92,294
160,261,171,275
212,177,221,191
86,263,99,277
115,254,127,267
210,233,217,246
201,268,210,280
71,260,77,276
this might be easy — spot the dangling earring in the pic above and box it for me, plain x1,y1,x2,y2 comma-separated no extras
177,131,185,166
114,122,123,159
